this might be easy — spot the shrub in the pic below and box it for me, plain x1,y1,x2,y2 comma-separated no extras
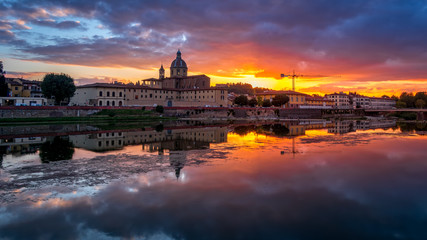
155,105,164,113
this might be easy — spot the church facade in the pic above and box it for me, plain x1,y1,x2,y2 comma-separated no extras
70,50,228,107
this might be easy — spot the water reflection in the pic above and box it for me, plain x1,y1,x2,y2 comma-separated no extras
0,119,426,239
39,136,75,163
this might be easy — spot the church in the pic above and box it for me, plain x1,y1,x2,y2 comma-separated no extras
70,50,228,107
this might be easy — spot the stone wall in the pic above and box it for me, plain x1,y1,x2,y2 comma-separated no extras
0,108,100,118
0,106,325,120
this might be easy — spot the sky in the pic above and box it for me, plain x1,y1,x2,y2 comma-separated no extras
0,0,426,97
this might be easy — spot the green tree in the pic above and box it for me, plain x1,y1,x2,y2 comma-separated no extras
248,98,258,107
415,92,427,103
39,137,74,163
0,74,8,97
0,61,8,97
400,92,416,108
271,94,290,107
257,96,263,106
415,99,426,109
396,101,406,108
262,99,272,107
234,95,248,106
41,73,76,105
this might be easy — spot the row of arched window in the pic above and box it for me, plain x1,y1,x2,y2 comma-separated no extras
99,91,123,97
98,100,123,106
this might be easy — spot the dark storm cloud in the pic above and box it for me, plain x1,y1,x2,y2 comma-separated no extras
32,20,84,29
1,0,427,80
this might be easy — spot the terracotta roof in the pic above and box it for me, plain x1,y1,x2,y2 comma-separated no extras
76,82,226,91
255,90,308,96
306,96,334,101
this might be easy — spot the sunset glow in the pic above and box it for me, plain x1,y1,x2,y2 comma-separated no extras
1,0,426,96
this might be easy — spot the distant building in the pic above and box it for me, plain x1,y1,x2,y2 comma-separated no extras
70,50,228,107
304,96,334,109
348,92,396,109
325,92,351,109
5,78,43,98
255,90,308,108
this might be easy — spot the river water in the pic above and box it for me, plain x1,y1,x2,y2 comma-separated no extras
0,120,426,240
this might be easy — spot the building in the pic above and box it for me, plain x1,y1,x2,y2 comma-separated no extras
5,78,43,98
70,50,228,107
0,96,48,106
369,97,396,109
325,92,351,109
256,90,308,108
303,96,334,109
348,92,396,109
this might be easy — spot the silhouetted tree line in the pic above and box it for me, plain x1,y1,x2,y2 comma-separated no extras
233,94,289,107
224,83,270,95
394,92,426,108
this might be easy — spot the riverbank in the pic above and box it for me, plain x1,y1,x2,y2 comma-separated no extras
0,109,175,125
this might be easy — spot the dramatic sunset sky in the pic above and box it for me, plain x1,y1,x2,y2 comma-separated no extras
1,0,426,96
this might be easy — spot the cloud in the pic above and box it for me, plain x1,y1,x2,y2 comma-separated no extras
0,0,426,93
32,19,84,29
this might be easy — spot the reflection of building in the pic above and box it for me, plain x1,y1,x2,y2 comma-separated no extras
69,127,228,152
0,137,46,155
328,120,396,134
70,50,228,107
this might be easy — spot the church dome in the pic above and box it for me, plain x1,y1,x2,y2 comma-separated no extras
170,50,187,68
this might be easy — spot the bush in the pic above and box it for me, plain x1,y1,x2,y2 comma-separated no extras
155,105,164,113
262,99,272,107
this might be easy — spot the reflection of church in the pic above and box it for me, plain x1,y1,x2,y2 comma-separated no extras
70,127,228,152
70,127,228,179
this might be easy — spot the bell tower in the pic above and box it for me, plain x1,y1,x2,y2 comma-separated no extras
159,64,165,79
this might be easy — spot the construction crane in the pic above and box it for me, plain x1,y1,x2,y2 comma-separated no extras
280,70,340,91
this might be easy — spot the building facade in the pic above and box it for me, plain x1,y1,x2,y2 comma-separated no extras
256,90,308,108
326,92,351,109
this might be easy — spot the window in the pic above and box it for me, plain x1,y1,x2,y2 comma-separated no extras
112,101,115,106
107,91,110,97
119,92,122,97
99,101,102,106
99,91,103,97
112,92,115,97
107,101,110,106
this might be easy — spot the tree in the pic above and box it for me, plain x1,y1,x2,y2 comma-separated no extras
41,73,76,105
271,94,290,107
0,75,7,97
396,101,406,108
415,99,426,109
257,96,263,106
248,98,258,107
262,99,272,107
234,95,248,106
0,61,8,97
155,105,164,113
400,92,416,108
